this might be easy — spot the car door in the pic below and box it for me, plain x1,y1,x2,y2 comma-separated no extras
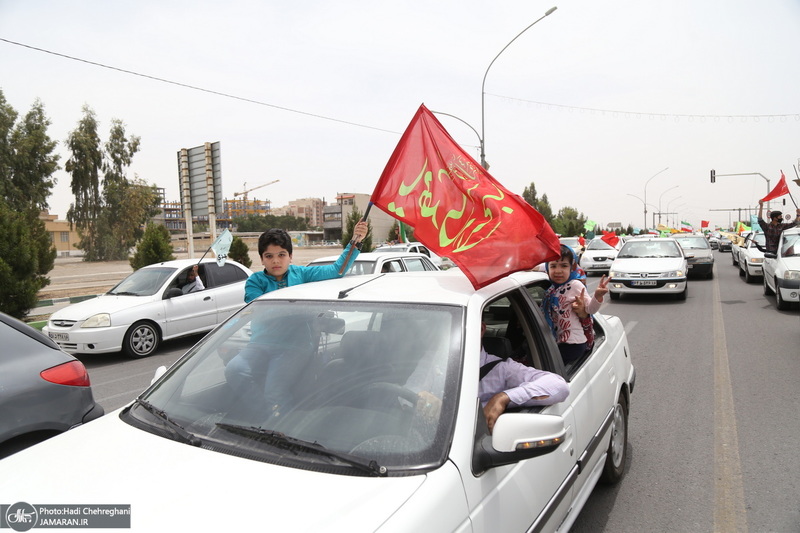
204,262,249,323
462,289,578,532
162,266,217,338
523,280,620,514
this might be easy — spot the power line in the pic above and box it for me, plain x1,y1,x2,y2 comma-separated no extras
0,37,400,135
487,92,800,123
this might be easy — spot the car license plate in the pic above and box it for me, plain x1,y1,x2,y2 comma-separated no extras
48,332,69,341
631,280,657,287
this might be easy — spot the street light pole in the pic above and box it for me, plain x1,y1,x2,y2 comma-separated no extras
643,167,669,230
626,194,658,230
658,185,679,226
480,6,557,170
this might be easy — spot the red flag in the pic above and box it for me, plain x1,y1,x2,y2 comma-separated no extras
701,220,709,228
600,231,620,248
760,172,790,202
370,104,560,289
578,235,586,247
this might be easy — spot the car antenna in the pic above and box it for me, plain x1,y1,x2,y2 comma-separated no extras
338,275,385,299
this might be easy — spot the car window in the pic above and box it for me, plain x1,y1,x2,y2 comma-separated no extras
674,237,709,249
109,267,175,296
586,240,614,250
207,263,249,287
781,233,799,257
135,300,464,472
404,258,431,272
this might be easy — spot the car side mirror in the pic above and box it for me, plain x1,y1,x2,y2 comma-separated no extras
764,251,777,259
165,288,183,299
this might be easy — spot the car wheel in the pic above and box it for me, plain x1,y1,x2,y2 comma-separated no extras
763,275,774,296
744,266,753,283
731,253,738,266
776,288,789,311
123,321,160,358
706,269,714,279
600,393,628,484
676,286,687,300
610,291,620,301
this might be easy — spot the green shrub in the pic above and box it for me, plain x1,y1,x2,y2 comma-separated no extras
130,223,175,270
228,236,252,268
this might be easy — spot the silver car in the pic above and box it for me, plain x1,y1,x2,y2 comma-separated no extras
0,312,103,458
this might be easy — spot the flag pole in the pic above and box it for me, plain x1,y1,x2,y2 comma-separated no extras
338,203,372,275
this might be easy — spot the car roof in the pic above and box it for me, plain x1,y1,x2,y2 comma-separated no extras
252,269,550,307
140,258,242,269
308,251,433,263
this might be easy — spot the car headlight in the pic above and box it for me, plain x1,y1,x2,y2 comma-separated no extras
749,257,763,264
664,270,684,278
81,313,111,328
609,270,627,278
785,270,800,280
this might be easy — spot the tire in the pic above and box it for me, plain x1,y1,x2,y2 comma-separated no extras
676,286,687,300
744,265,753,284
776,287,789,311
738,262,744,277
600,393,628,484
610,291,620,301
763,275,774,296
122,321,161,358
706,269,714,280
731,252,738,266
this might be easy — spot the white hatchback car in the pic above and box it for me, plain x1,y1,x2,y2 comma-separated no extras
4,269,635,532
373,242,455,269
43,258,252,358
608,237,688,300
762,226,800,310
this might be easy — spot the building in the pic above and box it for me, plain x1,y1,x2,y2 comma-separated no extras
40,211,82,257
322,193,395,246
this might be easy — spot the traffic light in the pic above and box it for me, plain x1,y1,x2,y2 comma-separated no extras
710,169,716,183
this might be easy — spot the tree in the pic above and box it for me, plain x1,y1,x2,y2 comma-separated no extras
0,91,58,318
522,182,554,225
550,206,587,237
228,236,252,268
66,108,160,261
129,223,175,270
342,207,373,252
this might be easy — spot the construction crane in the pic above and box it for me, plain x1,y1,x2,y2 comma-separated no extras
233,179,280,202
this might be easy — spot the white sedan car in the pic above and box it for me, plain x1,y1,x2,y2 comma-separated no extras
608,237,688,300
43,258,252,358
3,269,635,532
307,251,439,275
579,238,620,275
762,226,800,310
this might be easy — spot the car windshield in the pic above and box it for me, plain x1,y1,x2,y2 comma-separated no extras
672,237,710,250
618,240,681,258
108,267,176,296
781,233,799,257
586,240,615,251
129,300,463,474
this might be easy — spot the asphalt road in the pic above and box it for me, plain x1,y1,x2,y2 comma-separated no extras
43,249,800,531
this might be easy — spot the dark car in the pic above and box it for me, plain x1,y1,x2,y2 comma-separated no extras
672,234,715,278
0,312,104,458
717,235,733,252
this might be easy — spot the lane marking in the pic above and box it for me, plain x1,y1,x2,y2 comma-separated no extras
712,275,748,532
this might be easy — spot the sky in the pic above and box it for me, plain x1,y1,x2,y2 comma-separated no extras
2,0,799,232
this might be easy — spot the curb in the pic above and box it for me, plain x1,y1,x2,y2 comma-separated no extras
35,294,101,308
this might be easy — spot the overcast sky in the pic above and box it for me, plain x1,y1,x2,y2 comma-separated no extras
2,0,799,231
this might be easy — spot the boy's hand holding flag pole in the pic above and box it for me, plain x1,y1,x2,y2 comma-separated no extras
366,104,560,289
337,205,372,275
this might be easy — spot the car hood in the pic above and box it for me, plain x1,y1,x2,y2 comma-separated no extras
611,257,686,272
0,410,427,530
777,256,800,269
49,295,152,321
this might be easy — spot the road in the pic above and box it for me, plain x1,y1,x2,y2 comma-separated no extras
61,249,800,531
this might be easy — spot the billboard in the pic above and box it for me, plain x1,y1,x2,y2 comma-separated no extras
177,142,222,217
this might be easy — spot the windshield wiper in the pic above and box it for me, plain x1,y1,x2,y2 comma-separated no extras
215,422,387,476
110,291,140,296
134,398,201,446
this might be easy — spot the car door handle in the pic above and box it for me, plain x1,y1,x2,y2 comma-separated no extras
203,296,211,301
